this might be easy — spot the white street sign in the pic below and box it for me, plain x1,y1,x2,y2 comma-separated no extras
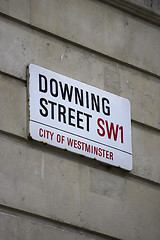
28,64,132,170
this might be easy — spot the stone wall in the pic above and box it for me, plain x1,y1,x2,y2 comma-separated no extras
0,0,160,239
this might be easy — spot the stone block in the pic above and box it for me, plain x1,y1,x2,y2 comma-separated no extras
30,0,160,75
0,133,160,240
0,73,26,138
132,122,160,183
0,212,98,240
0,0,30,23
0,16,105,89
0,134,81,226
0,0,8,15
118,67,160,129
106,64,160,130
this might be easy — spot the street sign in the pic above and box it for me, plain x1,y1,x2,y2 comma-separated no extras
28,64,132,170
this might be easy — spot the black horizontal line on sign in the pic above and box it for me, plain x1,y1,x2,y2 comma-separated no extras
31,119,132,155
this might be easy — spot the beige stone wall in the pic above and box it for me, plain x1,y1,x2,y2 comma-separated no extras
0,1,160,239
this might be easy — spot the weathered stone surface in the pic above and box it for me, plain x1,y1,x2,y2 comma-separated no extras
0,17,159,130
0,133,160,240
100,0,160,27
104,63,160,130
30,0,160,75
0,0,8,14
0,212,98,240
132,122,160,183
0,0,30,23
0,73,26,138
0,16,105,89
0,134,81,226
1,0,160,74
130,0,160,13
30,0,159,76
